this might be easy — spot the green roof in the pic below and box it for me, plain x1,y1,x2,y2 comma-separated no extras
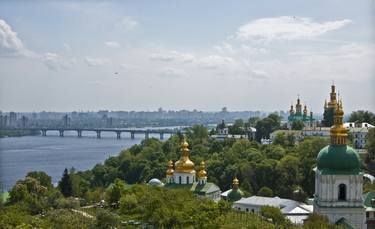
317,145,362,175
227,188,244,202
165,182,220,195
288,113,313,122
335,217,356,229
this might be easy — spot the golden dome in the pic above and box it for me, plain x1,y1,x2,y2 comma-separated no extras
174,139,195,173
166,160,174,176
232,177,239,189
330,100,347,145
198,161,207,179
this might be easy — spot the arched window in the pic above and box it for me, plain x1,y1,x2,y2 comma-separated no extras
179,176,182,184
338,184,346,201
187,176,190,184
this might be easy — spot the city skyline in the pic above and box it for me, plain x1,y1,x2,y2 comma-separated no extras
0,1,374,113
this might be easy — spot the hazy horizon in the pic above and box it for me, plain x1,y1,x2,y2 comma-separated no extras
1,1,374,113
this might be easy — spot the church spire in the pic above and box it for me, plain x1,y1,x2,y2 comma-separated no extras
330,100,347,145
328,84,337,108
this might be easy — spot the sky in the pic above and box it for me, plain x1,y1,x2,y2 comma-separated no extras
0,0,374,113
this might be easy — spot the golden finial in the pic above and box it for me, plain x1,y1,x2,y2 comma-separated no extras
303,105,308,116
181,138,189,156
233,177,239,189
174,137,195,173
330,99,347,145
166,160,174,176
198,161,207,179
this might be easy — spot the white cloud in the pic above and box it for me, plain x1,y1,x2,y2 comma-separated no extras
0,19,32,57
117,16,138,31
157,67,187,77
104,41,121,48
149,51,195,63
235,16,352,41
84,57,111,66
41,52,70,70
198,55,235,69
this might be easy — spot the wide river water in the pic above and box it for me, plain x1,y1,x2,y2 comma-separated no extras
0,131,169,191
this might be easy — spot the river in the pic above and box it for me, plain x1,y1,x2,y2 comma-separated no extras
0,130,171,191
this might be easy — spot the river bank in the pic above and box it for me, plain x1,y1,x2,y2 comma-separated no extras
0,129,41,138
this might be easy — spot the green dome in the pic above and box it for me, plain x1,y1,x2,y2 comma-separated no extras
317,145,362,174
228,188,244,202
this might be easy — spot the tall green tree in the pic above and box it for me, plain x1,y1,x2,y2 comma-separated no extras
58,168,72,197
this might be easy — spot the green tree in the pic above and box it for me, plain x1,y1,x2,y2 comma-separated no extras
95,209,119,228
119,194,138,214
260,206,286,225
255,114,281,141
106,179,126,204
58,168,72,197
248,117,260,126
229,119,246,135
257,186,273,197
291,120,304,130
26,171,52,189
349,110,375,125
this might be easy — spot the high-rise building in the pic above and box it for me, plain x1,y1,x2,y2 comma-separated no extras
9,112,17,127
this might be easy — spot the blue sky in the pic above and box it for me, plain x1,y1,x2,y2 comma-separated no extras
0,0,374,113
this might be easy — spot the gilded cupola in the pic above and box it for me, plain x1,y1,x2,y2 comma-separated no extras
198,161,207,179
174,139,195,173
330,100,347,145
166,160,174,176
303,105,308,116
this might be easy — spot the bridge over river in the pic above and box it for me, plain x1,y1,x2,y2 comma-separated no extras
16,127,185,140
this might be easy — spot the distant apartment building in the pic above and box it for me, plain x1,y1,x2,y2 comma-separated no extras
344,122,374,150
9,112,17,127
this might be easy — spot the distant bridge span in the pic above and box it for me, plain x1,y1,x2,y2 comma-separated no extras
19,127,185,140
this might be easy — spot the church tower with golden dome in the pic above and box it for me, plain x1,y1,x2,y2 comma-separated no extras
314,99,365,228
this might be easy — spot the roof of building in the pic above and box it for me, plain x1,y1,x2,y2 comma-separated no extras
227,188,244,202
165,182,220,195
316,145,362,175
148,178,164,187
234,196,312,215
335,217,356,229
